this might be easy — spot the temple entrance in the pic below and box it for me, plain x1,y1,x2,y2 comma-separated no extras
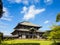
26,35,29,38
30,35,37,39
26,35,37,39
26,35,33,39
19,34,22,38
30,35,32,38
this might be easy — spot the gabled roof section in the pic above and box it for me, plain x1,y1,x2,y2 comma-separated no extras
19,21,40,27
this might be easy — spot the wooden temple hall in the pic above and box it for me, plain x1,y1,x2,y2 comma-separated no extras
11,21,44,39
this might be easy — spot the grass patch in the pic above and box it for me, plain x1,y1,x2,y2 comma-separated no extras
1,43,40,45
1,39,60,45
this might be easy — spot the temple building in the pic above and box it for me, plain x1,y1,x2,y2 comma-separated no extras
11,21,44,39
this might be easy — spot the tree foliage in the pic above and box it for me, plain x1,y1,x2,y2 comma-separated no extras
49,25,60,39
56,13,60,22
43,31,50,39
43,25,60,40
0,32,3,43
0,0,3,18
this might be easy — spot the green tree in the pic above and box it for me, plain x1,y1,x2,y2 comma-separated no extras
0,0,3,18
56,13,60,22
0,32,3,43
43,30,50,40
48,25,60,45
43,25,60,45
49,25,60,39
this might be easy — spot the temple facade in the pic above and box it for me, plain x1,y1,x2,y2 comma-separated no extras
11,21,44,39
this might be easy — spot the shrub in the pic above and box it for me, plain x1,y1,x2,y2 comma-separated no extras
52,42,60,45
0,32,3,43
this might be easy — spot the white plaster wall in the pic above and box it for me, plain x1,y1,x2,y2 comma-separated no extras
37,35,40,39
22,35,26,39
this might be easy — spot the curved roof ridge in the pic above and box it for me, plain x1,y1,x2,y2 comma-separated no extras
19,21,40,27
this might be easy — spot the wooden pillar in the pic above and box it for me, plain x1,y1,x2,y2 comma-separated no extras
28,35,30,38
32,34,33,39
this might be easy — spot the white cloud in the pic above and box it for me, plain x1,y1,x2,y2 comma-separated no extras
45,0,51,2
8,0,22,3
0,21,11,35
21,6,28,13
44,0,53,5
44,20,50,24
8,0,40,5
0,21,8,29
22,0,29,5
1,7,13,21
15,0,22,3
0,25,8,28
1,17,12,21
3,7,9,17
21,5,45,20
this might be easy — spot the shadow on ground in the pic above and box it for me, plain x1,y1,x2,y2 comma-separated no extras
51,42,60,45
1,43,40,45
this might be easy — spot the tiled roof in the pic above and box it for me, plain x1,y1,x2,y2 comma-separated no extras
20,21,40,27
15,29,29,31
15,29,43,32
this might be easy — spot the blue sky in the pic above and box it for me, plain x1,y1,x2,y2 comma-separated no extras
0,0,60,35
